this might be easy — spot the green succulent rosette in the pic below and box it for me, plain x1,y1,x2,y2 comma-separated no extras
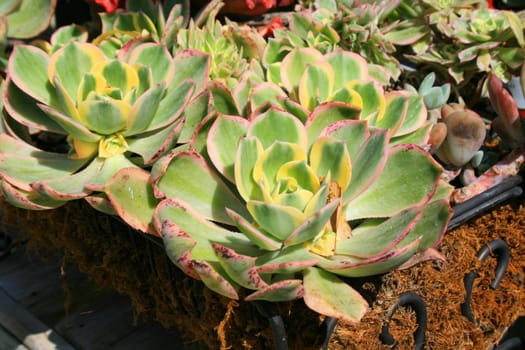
138,102,452,322
0,40,209,221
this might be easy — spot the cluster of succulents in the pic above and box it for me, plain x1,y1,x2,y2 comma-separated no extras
0,0,524,325
394,0,525,95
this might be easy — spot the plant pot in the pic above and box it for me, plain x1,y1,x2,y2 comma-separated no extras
1,176,523,349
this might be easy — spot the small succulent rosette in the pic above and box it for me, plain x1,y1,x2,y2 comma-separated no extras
145,98,452,322
0,39,209,218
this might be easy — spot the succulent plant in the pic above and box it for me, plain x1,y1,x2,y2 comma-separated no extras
175,4,266,91
140,101,452,323
433,103,487,168
0,39,209,217
260,48,431,146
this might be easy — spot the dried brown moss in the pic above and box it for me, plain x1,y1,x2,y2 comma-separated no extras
1,195,523,349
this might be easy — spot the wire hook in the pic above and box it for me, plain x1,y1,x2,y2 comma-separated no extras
461,239,510,324
380,292,428,350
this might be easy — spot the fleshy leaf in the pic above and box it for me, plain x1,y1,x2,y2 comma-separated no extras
1,179,65,210
192,260,239,300
342,130,388,202
153,150,249,224
49,42,106,101
148,79,193,131
37,103,101,143
284,200,339,246
374,93,408,134
345,145,441,220
303,267,368,323
306,103,361,148
6,0,56,39
280,48,324,93
172,49,210,94
3,78,62,133
244,279,304,302
298,61,334,110
226,208,281,251
309,137,351,192
394,199,451,251
246,200,305,241
253,142,306,193
32,157,106,200
154,198,257,260
105,167,158,235
127,119,183,164
250,82,287,111
8,45,53,104
235,136,264,202
336,207,421,258
256,245,319,274
77,99,130,135
126,43,174,85
322,238,422,277
125,83,165,136
346,80,385,121
321,119,369,161
325,51,369,91
207,115,249,182
248,107,307,150
389,92,427,136
213,244,268,290
0,153,86,191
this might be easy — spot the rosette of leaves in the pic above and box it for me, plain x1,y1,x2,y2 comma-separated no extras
269,0,428,81
0,40,209,217
175,3,266,90
139,103,452,322
259,48,431,146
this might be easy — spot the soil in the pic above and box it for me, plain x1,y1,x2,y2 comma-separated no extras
1,194,523,349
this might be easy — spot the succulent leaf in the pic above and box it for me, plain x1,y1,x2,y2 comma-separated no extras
8,45,53,104
345,144,441,220
153,151,249,224
303,267,368,323
105,167,158,235
207,115,249,182
245,279,304,302
213,244,268,290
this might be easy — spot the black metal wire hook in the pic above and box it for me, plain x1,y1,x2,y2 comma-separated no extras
253,301,288,350
380,292,428,350
492,338,525,350
320,317,338,350
461,239,511,324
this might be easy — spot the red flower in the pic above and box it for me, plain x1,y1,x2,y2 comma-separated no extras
94,0,120,13
258,17,285,38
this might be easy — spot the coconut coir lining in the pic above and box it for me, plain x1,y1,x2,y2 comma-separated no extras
1,195,523,349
